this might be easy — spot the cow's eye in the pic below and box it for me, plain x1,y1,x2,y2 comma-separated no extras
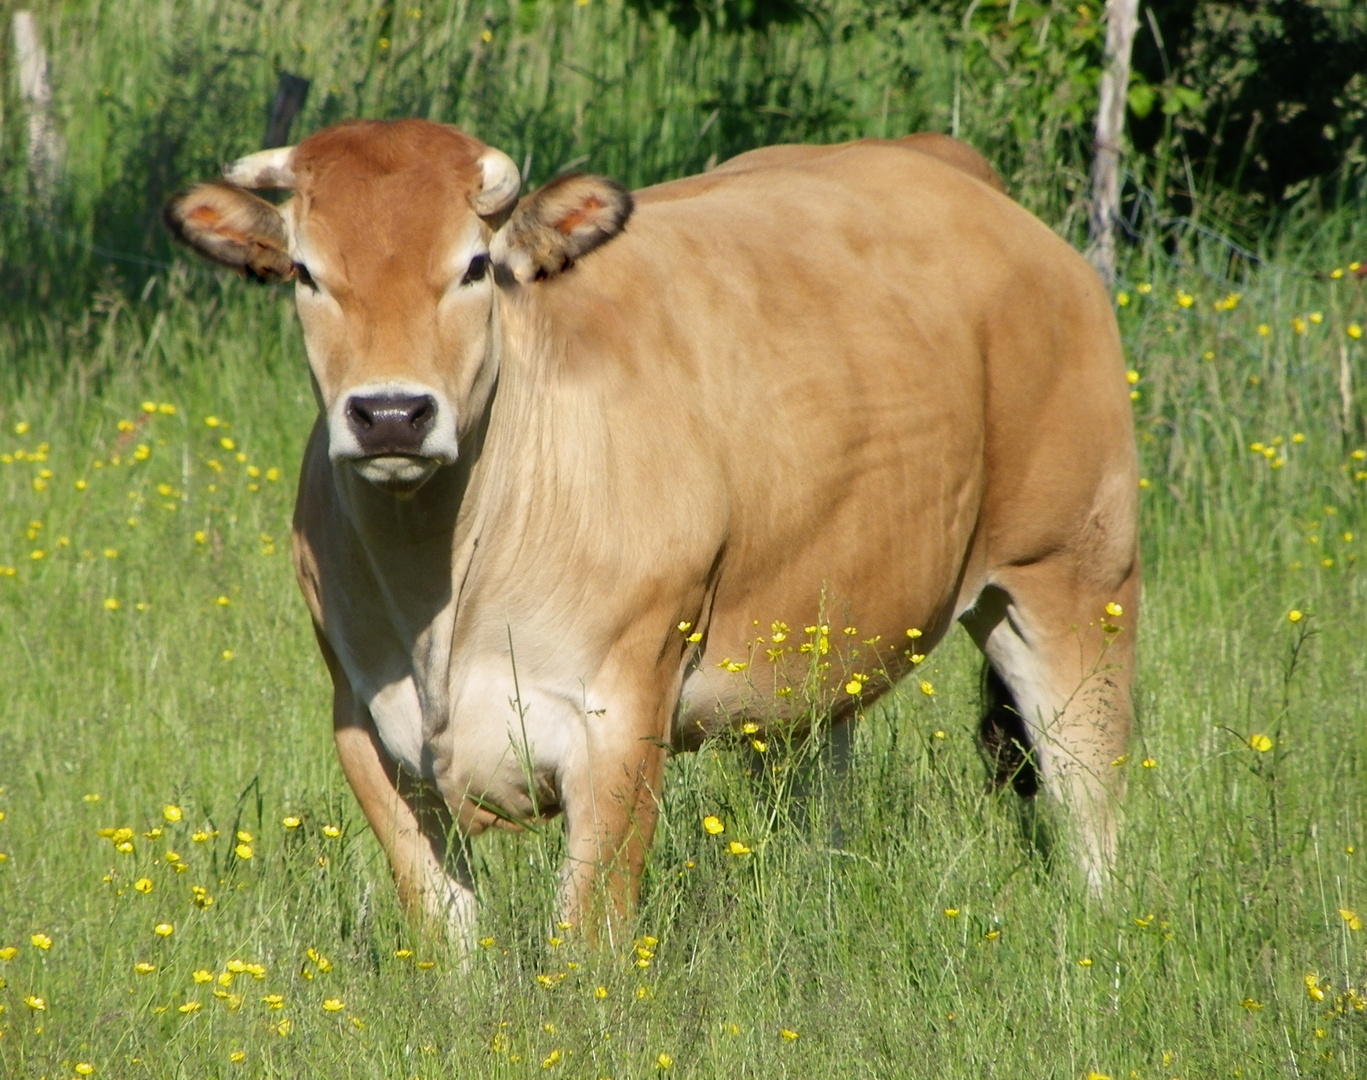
461,253,489,286
293,263,316,290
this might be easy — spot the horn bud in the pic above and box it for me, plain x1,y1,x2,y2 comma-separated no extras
473,147,521,216
223,147,296,189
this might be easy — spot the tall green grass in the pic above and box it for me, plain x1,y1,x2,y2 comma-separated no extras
3,251,1367,1076
2,1,1367,1077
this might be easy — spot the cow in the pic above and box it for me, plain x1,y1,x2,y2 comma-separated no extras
165,119,1139,942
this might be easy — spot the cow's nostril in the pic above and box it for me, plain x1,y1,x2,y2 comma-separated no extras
345,393,438,455
406,397,433,430
347,399,376,430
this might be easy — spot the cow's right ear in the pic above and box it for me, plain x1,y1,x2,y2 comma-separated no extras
490,173,632,284
164,182,295,284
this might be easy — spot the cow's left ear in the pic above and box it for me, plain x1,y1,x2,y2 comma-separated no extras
490,174,632,284
165,181,295,283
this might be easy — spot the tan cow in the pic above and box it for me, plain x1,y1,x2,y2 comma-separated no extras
166,119,1138,941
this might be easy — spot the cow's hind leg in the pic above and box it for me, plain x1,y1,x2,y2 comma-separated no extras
961,562,1138,892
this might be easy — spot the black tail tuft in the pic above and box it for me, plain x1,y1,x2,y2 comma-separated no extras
978,665,1038,798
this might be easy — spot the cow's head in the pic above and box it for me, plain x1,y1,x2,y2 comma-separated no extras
165,120,631,495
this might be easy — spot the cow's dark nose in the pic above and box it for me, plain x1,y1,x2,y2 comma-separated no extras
346,393,436,456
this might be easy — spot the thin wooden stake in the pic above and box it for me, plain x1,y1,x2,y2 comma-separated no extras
12,10,65,199
264,72,310,149
1087,0,1140,285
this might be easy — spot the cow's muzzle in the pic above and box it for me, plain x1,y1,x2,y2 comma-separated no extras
338,391,450,494
346,392,437,456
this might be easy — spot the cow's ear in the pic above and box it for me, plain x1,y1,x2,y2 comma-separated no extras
164,181,295,284
490,173,632,284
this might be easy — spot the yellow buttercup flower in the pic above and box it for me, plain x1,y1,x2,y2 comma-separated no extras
134,961,156,974
1287,610,1303,623
919,681,934,696
282,816,301,829
31,932,52,950
134,878,153,894
164,805,182,822
943,908,960,918
727,841,751,856
154,923,174,937
1105,602,1123,617
24,995,45,1010
703,816,724,835
780,1028,799,1041
1339,908,1362,931
321,824,341,838
322,998,344,1012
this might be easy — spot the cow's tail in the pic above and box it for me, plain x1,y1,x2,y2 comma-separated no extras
978,664,1038,797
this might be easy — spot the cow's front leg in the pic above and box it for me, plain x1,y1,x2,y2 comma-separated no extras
557,698,670,949
323,640,477,940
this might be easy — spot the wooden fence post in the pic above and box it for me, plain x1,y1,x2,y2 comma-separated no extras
12,10,65,200
1087,0,1140,286
264,72,310,149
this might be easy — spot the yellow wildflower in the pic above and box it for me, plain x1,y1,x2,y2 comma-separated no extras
703,816,724,835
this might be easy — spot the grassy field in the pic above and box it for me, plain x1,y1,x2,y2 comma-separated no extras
3,1,1367,1078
